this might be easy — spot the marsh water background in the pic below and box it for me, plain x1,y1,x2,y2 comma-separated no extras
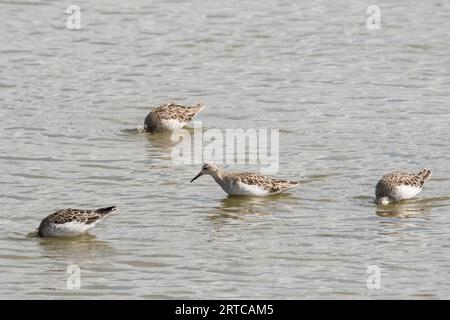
1,0,450,299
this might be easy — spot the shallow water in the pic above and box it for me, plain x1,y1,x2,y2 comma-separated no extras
1,0,450,299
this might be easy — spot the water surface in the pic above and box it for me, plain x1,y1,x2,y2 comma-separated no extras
1,0,450,299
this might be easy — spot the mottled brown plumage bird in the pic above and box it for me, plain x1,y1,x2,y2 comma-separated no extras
190,163,299,196
375,169,431,205
37,206,118,237
144,102,205,133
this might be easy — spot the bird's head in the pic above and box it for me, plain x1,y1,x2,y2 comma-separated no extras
190,163,221,182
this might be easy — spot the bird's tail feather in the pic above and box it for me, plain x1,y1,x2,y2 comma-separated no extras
96,206,118,215
418,169,432,181
193,102,206,112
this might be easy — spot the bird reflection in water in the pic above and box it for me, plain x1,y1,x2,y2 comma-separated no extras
35,233,116,261
376,198,432,218
208,193,294,222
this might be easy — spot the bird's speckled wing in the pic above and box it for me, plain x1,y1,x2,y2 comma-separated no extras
46,208,104,225
229,172,299,193
382,171,427,187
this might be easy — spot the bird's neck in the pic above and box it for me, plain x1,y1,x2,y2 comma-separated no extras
211,171,225,185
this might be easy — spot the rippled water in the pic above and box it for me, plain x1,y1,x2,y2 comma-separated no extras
1,0,450,299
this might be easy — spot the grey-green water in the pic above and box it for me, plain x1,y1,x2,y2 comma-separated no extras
1,0,450,299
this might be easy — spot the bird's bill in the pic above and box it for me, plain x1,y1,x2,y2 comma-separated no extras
190,171,203,182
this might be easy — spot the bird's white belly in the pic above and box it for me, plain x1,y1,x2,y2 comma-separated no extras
392,185,422,201
160,119,187,131
43,221,95,237
223,181,270,196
